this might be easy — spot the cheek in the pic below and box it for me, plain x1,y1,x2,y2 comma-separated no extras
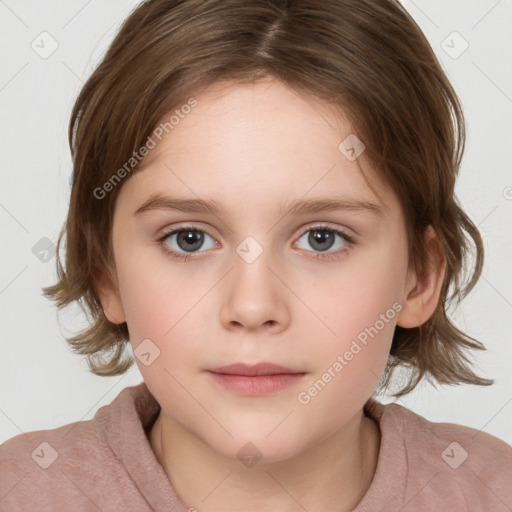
115,249,209,361
116,260,209,411
293,270,400,430
292,238,407,405
303,244,406,348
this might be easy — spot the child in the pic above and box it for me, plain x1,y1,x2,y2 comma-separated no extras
1,0,511,510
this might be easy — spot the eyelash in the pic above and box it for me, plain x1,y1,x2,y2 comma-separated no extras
157,224,356,262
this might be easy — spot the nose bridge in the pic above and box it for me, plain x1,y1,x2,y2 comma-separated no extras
232,233,277,300
219,234,289,331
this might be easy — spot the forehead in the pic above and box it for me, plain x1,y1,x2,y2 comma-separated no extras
119,78,397,218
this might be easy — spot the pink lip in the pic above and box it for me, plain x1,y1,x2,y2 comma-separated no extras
210,362,301,376
207,363,306,396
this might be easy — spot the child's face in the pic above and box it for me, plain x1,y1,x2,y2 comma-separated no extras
106,78,413,461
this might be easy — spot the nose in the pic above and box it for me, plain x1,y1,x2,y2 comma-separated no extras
219,246,290,334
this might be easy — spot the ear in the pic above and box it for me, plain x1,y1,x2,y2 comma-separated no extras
94,269,126,325
396,225,446,328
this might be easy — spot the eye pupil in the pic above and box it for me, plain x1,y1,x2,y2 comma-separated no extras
309,230,334,251
177,230,204,252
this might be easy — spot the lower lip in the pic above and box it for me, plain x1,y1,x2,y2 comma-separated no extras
207,371,306,396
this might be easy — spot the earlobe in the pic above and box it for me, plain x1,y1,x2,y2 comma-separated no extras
396,226,446,329
95,270,127,325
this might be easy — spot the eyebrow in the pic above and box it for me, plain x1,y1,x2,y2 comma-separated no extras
133,194,385,218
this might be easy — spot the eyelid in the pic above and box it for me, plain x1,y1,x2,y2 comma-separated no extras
158,222,218,240
293,221,355,240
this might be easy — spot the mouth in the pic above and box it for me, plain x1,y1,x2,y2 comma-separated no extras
206,362,307,396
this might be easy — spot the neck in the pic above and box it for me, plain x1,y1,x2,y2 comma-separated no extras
149,408,380,512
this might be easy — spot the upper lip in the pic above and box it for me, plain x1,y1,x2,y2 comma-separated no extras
209,363,304,376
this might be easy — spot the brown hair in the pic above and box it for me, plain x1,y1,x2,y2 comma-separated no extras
43,0,493,397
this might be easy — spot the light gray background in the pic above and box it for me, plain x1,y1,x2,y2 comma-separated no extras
1,0,511,446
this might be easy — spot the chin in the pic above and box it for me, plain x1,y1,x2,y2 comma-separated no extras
198,422,312,467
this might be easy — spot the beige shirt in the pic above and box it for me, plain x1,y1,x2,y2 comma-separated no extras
1,382,511,511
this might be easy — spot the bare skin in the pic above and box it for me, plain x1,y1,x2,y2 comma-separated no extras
148,401,380,511
97,78,446,511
